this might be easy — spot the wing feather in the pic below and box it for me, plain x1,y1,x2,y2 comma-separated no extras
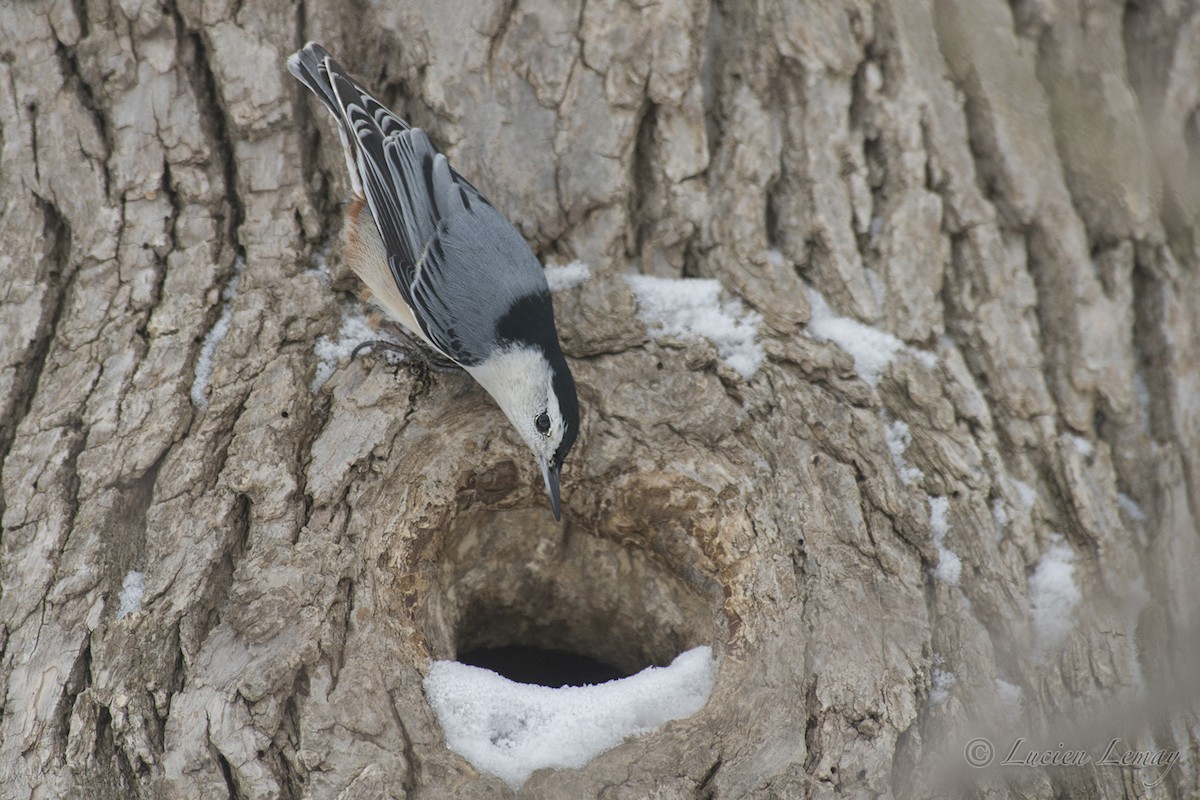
288,42,545,365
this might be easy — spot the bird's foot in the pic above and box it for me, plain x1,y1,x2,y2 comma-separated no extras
351,337,463,375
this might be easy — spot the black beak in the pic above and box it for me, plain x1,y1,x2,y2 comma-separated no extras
539,457,562,521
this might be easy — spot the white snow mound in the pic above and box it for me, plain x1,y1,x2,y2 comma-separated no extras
1029,536,1081,658
805,288,936,386
626,275,764,378
545,260,591,292
424,645,715,788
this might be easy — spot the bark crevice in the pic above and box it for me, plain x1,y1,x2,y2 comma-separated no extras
2,2,1198,798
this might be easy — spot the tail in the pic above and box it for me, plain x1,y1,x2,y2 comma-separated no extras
286,42,492,266
288,42,391,197
288,43,361,195
286,42,339,113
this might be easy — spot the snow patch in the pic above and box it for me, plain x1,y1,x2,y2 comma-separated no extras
995,678,1023,720
626,275,764,379
1070,435,1094,458
911,347,939,369
424,646,715,789
1012,479,1037,511
545,260,591,292
303,241,333,286
1133,372,1150,419
117,571,145,619
1116,492,1147,523
1122,577,1150,689
884,417,923,486
191,256,245,409
805,288,936,386
864,268,886,309
991,497,1010,534
868,215,884,240
312,306,401,392
930,665,956,705
929,495,961,585
1029,535,1081,659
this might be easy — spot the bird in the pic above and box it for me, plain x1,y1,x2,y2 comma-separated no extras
288,42,579,520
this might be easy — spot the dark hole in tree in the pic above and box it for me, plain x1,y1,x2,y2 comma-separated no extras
417,507,724,693
456,644,629,687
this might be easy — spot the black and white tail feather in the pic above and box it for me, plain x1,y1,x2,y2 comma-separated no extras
288,42,579,519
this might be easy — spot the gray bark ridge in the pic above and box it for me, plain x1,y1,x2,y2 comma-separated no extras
2,1,1198,798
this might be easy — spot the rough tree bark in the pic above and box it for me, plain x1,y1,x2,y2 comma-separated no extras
2,0,1199,798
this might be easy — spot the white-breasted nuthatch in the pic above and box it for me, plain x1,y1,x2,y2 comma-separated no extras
288,43,579,520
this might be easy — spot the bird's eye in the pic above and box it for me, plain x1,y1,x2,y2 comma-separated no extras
535,412,551,434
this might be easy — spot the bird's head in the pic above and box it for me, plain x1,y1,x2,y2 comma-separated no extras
468,343,579,520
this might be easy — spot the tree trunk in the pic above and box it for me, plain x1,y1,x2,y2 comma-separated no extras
2,0,1199,798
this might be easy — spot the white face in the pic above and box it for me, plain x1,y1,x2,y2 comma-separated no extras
466,345,568,466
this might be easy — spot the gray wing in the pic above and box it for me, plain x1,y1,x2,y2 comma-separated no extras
289,43,521,363
408,200,548,365
287,43,411,138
